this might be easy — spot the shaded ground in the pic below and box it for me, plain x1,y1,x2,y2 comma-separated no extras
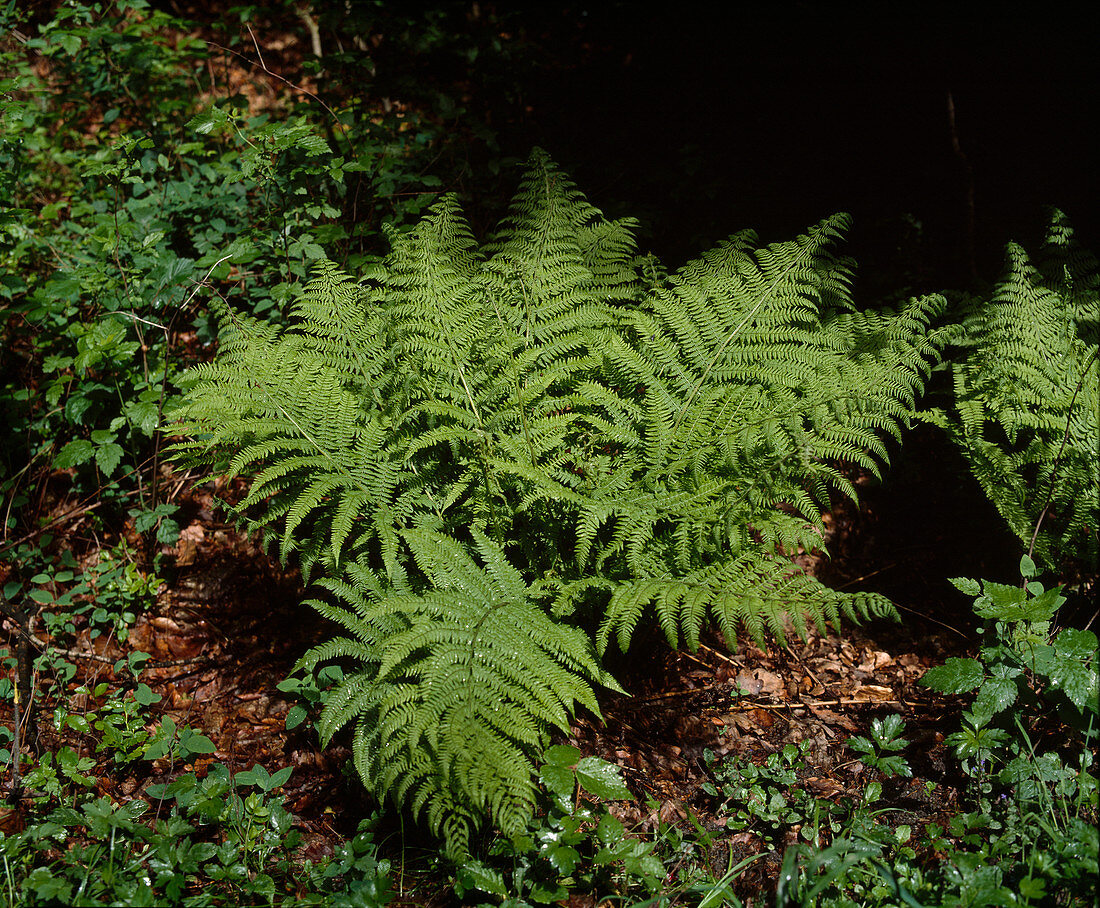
1,426,1021,903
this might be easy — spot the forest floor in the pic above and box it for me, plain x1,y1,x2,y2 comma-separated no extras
1,426,1031,905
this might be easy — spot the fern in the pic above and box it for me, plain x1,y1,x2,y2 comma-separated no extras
172,150,947,855
580,218,943,648
297,527,617,859
927,211,1099,570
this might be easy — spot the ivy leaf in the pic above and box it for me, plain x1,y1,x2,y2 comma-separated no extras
575,756,631,800
921,657,984,694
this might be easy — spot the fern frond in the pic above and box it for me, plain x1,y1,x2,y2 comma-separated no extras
173,150,947,856
939,211,1098,569
298,529,615,859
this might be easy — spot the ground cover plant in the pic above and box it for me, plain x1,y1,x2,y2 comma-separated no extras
171,149,946,856
1,2,1097,906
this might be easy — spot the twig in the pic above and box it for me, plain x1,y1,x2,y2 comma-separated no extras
697,643,742,667
203,29,344,133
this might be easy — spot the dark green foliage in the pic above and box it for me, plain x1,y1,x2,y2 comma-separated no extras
173,150,947,854
925,211,1099,571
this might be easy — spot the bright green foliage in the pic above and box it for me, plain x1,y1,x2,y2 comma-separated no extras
173,150,947,854
927,211,1099,571
456,749,667,904
296,527,617,859
923,558,1098,746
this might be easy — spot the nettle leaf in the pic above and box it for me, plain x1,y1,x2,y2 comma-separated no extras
949,576,982,597
1031,630,1100,714
922,657,984,694
54,439,95,469
94,441,124,475
575,756,631,801
973,669,1018,721
188,104,232,136
539,764,575,802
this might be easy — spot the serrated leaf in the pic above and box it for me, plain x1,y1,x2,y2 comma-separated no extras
188,105,231,135
543,744,582,767
575,756,631,800
94,442,124,475
457,860,507,897
538,764,575,801
949,576,982,597
973,677,1017,720
921,657,984,694
54,439,94,469
545,843,580,875
1053,628,1099,664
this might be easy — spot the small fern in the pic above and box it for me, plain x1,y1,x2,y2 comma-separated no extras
925,210,1099,571
297,527,617,859
172,150,947,855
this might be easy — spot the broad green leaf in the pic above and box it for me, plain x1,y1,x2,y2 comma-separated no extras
973,676,1017,720
1053,628,1099,663
538,764,574,801
270,766,293,788
1019,554,1037,578
545,843,580,875
949,576,981,597
921,657,984,694
575,756,631,800
188,105,231,135
54,439,95,468
95,441,124,475
543,744,582,767
134,683,161,706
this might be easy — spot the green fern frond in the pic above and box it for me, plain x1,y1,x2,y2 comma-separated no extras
297,528,615,859
173,149,947,856
939,211,1098,569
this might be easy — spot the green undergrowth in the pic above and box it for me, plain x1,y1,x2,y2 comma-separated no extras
2,2,1098,906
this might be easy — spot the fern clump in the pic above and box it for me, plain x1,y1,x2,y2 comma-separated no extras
172,149,946,856
926,211,1099,571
